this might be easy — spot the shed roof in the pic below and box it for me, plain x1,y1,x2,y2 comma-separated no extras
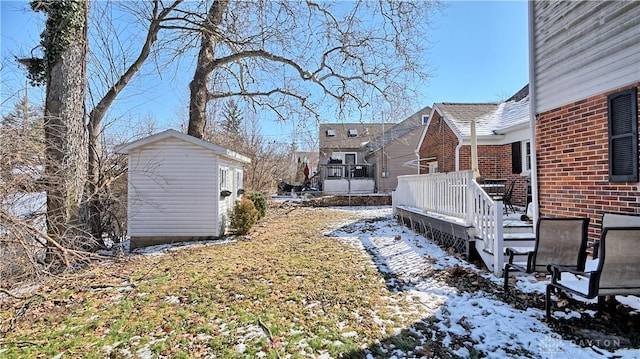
115,129,251,164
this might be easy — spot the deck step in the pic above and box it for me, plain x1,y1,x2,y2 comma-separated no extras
503,223,534,235
503,232,536,248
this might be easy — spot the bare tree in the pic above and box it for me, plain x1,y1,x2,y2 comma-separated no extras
172,0,439,139
20,0,90,266
209,109,292,193
85,0,182,243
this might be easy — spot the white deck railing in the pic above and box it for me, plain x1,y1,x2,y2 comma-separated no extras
392,171,471,221
392,171,504,276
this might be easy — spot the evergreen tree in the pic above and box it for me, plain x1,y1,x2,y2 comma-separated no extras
0,95,45,182
221,99,243,135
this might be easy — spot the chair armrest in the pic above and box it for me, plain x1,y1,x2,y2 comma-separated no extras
505,247,533,256
547,263,592,284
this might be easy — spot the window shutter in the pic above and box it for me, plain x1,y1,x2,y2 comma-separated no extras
511,142,522,174
608,87,638,182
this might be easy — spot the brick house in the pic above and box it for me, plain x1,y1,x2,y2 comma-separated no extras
529,1,640,240
416,86,531,206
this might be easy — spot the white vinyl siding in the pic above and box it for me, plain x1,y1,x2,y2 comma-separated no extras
127,137,219,237
531,1,640,113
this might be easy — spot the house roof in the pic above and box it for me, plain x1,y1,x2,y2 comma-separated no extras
115,129,251,164
365,106,432,153
319,123,395,150
434,85,530,138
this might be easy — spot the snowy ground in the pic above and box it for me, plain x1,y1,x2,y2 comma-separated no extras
320,206,640,359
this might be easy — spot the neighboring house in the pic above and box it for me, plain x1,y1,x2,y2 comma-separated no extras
319,122,394,166
318,122,394,194
417,86,531,206
116,129,251,249
529,1,640,241
364,106,431,193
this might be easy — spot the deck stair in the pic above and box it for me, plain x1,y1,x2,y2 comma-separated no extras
393,171,535,276
503,220,535,247
473,217,535,273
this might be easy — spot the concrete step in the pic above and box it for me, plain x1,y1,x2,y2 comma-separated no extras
503,232,536,248
503,224,534,235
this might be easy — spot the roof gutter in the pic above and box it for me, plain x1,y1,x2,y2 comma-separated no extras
494,120,530,134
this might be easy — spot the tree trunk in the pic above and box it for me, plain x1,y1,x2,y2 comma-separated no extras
44,0,88,253
187,0,229,139
87,0,176,242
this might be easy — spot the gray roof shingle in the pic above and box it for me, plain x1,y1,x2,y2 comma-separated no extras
365,106,431,152
436,85,529,137
319,123,394,149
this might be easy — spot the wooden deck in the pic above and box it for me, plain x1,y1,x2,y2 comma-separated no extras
396,205,534,267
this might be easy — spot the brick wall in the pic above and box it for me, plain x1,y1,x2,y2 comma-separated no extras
419,113,530,206
418,112,459,173
460,144,529,207
536,83,640,241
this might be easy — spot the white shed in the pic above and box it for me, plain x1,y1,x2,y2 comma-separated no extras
116,129,251,249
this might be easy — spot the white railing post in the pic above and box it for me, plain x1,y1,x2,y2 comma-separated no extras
493,202,504,276
465,172,475,225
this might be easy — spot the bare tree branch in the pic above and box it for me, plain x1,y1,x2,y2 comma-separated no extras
181,0,438,138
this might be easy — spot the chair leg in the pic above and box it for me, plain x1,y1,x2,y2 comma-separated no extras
503,264,511,291
545,285,554,319
608,296,617,318
597,296,606,313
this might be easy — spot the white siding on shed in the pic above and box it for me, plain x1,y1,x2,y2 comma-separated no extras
127,137,220,237
531,1,640,113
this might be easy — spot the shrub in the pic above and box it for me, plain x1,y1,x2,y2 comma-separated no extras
230,197,258,235
247,191,267,219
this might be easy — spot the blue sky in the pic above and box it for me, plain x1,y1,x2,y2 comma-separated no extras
1,1,528,148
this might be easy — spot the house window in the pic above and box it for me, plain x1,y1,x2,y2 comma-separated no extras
525,141,531,172
608,87,638,182
522,141,531,173
236,169,243,189
422,115,429,124
344,153,356,164
326,129,336,137
347,128,358,137
511,141,531,174
219,167,228,190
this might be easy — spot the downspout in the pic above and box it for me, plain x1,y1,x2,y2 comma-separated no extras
454,127,463,172
528,0,540,228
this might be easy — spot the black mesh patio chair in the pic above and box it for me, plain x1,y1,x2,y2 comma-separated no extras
546,227,640,319
503,217,590,292
501,179,516,215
